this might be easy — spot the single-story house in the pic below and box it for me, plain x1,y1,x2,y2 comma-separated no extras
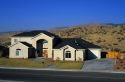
9,30,101,61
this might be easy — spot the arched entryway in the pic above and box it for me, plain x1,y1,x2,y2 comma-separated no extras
36,39,48,58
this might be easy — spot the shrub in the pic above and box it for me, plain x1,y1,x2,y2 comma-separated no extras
114,48,120,52
78,57,82,61
96,40,102,43
113,43,118,45
56,57,61,61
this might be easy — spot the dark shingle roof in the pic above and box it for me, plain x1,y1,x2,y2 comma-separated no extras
54,38,101,49
20,42,33,47
13,30,59,37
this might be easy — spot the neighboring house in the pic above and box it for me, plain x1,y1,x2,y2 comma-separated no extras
9,30,101,61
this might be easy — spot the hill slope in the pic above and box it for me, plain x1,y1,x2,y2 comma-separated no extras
0,24,125,52
52,24,125,52
0,31,21,46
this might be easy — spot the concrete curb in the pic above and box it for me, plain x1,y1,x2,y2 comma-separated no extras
0,67,82,72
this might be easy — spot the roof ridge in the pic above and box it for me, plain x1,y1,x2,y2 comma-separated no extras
12,30,59,37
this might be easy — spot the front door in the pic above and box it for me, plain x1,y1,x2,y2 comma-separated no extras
43,49,48,58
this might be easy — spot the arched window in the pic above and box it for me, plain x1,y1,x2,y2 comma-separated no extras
42,40,48,43
65,51,71,58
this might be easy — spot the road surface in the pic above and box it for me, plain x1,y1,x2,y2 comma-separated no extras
0,68,125,82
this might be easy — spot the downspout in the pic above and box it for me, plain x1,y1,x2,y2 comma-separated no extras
75,50,76,61
63,49,65,61
52,50,54,60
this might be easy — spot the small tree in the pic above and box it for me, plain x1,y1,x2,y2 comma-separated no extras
56,57,60,61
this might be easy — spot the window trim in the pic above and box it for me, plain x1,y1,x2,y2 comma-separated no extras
65,51,71,58
16,49,21,56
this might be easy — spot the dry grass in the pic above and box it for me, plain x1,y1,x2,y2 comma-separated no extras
0,58,83,69
54,61,83,69
1,24,125,52
0,58,47,68
52,25,125,52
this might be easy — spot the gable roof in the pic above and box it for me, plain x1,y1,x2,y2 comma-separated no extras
13,30,59,37
20,42,33,47
54,38,101,49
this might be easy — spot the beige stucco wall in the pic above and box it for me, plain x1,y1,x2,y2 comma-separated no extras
9,42,29,58
53,45,84,61
11,37,32,45
76,49,85,61
32,33,53,58
53,49,63,60
64,45,76,61
88,48,101,59
10,33,98,61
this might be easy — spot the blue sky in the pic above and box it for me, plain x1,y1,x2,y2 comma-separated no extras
0,0,125,32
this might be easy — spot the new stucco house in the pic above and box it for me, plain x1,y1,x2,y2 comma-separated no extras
9,30,101,61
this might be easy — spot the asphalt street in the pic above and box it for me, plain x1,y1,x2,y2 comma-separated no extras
0,68,125,82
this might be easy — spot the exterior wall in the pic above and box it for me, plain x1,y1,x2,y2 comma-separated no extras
88,48,101,59
9,43,29,58
10,33,100,61
53,45,84,61
76,49,85,61
32,33,53,58
53,49,63,60
11,37,32,45
64,45,76,61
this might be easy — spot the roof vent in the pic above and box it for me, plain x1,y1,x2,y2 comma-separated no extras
75,40,77,43
75,40,79,45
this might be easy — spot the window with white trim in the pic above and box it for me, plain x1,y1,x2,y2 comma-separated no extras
16,49,21,56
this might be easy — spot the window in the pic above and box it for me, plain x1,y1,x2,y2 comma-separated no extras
14,39,18,43
16,49,21,56
65,51,71,58
43,40,48,43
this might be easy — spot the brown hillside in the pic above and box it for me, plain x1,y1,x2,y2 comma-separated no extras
51,24,125,52
0,32,21,46
0,24,125,52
